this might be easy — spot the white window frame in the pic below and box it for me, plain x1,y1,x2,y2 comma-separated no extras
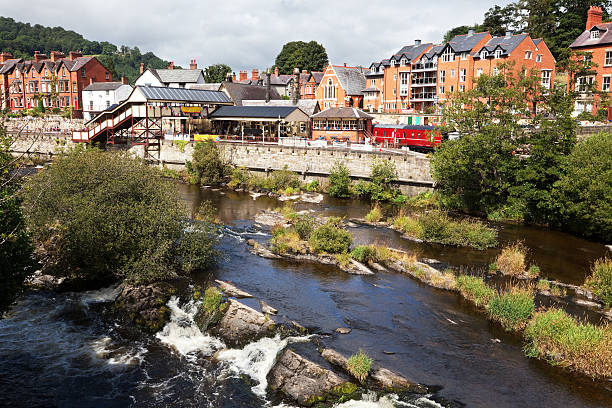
591,30,600,39
461,52,467,60
450,69,455,78
541,70,552,89
495,50,502,59
476,68,483,77
603,75,611,92
480,50,488,59
536,54,542,63
605,51,612,67
441,48,455,62
460,69,466,82
439,70,445,84
525,51,532,60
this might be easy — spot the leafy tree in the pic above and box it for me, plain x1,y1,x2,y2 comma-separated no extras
103,56,119,81
274,41,328,74
0,122,35,316
328,161,351,198
204,64,232,83
189,141,228,184
552,132,612,241
22,148,219,286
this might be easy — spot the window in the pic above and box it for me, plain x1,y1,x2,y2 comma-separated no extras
536,54,542,63
577,76,594,92
105,72,109,80
324,79,336,100
450,85,454,93
62,67,66,77
495,50,502,59
439,86,445,94
476,68,483,78
371,79,375,86
441,48,454,62
493,67,499,75
525,51,532,59
81,68,86,77
460,69,466,82
603,76,611,92
401,58,407,66
450,69,455,78
393,88,396,96
106,90,109,96
390,60,396,67
73,82,77,92
459,85,465,92
480,50,488,59
440,70,445,84
591,30,600,39
605,51,612,66
400,72,409,96
542,70,552,89
300,122,306,133
393,74,397,81
461,52,467,60
89,101,94,110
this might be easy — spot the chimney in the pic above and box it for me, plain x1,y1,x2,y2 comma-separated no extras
190,59,197,70
0,52,13,63
232,72,236,81
266,69,271,103
292,67,300,104
226,72,233,83
167,61,174,69
239,70,247,81
34,51,47,63
140,62,145,75
302,69,308,74
274,66,279,77
121,76,129,85
50,51,65,62
415,39,422,45
468,29,475,36
505,30,513,39
69,51,82,61
587,6,604,30
252,69,259,82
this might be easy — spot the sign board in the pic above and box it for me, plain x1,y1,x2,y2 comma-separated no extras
194,134,218,142
181,106,201,113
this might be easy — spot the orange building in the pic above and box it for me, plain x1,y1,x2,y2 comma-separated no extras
315,64,368,110
0,50,112,117
569,6,612,115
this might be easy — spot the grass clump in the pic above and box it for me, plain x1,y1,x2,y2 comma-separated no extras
495,242,527,276
524,308,612,378
487,288,535,331
585,258,612,308
456,275,495,307
392,211,497,250
351,245,379,264
335,253,352,269
270,228,305,255
536,279,551,292
309,218,353,254
528,265,541,278
203,287,224,314
365,205,383,223
347,350,373,383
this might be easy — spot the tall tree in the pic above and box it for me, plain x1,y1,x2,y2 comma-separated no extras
204,64,232,83
274,41,328,74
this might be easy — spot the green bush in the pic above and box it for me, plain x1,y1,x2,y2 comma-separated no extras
585,258,612,308
309,219,352,254
456,275,495,307
190,140,227,184
328,161,352,198
294,216,315,240
22,148,219,285
203,287,224,314
351,246,378,264
487,289,535,331
364,205,383,223
495,242,527,276
347,350,372,383
552,132,612,241
305,180,319,192
228,166,251,189
524,308,612,378
268,166,301,192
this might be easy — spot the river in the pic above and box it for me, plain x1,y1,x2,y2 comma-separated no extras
0,185,610,408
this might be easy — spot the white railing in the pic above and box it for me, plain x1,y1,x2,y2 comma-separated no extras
350,143,374,152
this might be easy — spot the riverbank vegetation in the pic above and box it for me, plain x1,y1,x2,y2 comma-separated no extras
586,258,612,308
22,148,220,287
431,65,611,242
391,211,498,250
347,350,372,383
228,166,319,195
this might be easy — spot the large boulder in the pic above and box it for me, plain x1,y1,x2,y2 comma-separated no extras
214,299,276,347
268,348,358,406
114,282,175,332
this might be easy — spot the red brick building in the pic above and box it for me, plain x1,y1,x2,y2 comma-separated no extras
315,64,368,110
311,107,373,143
0,50,112,117
569,6,612,115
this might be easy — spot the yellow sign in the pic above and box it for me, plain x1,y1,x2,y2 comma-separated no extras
181,106,201,113
194,134,218,142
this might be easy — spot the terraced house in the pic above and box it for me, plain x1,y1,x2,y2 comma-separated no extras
0,51,113,117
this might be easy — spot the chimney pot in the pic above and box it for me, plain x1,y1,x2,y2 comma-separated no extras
587,6,604,30
232,72,237,81
167,61,174,69
140,62,145,75
252,68,259,81
190,59,197,70
274,66,279,77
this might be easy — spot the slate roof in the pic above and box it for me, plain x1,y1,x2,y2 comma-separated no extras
83,82,126,91
242,99,320,116
473,33,529,58
0,56,96,74
333,66,367,96
309,72,324,84
151,69,203,84
447,32,490,53
570,22,612,48
210,105,301,119
137,85,232,103
311,107,373,119
221,82,281,106
423,45,445,59
391,43,433,62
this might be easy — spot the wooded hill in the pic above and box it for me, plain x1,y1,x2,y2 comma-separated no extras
0,17,172,83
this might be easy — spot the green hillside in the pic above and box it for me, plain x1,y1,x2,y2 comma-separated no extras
0,16,172,83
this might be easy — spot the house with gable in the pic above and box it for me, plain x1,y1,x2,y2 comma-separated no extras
135,60,205,88
315,64,368,110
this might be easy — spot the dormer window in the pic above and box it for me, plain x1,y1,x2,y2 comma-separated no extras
442,48,455,62
495,50,502,59
591,30,600,39
390,60,396,67
480,50,488,59
401,58,407,66
461,52,467,60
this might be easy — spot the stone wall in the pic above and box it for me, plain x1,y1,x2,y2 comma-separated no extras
10,133,72,158
577,125,612,140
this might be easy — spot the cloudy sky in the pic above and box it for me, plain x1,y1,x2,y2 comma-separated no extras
0,0,512,71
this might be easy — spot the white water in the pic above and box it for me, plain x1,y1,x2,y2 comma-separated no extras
155,296,225,361
270,392,442,408
216,334,312,398
80,284,122,306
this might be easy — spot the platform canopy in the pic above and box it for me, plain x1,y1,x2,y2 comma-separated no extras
209,105,309,122
127,85,233,104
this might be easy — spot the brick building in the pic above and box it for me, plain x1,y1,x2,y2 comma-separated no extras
315,64,368,109
0,51,112,117
569,6,612,115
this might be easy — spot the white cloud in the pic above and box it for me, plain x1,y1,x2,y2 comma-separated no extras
0,0,513,71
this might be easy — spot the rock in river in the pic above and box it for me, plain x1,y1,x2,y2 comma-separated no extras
214,299,276,347
215,279,253,298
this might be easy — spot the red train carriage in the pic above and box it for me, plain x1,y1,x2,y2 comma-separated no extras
372,124,442,151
